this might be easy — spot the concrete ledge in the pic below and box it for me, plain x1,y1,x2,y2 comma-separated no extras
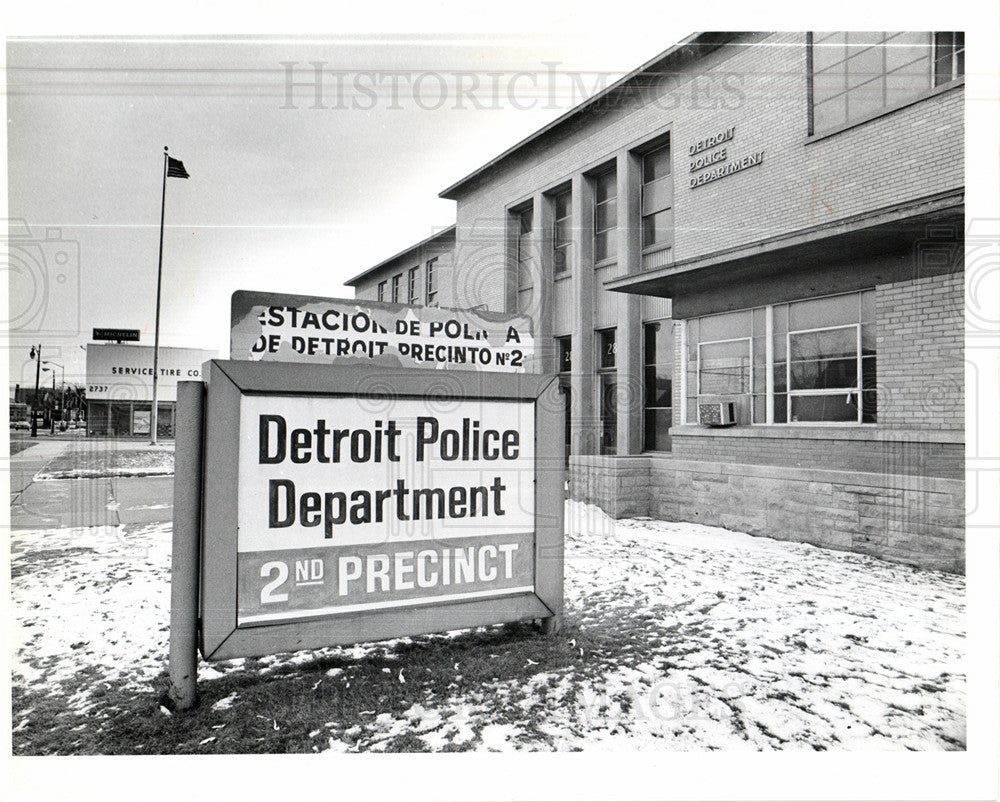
670,425,965,444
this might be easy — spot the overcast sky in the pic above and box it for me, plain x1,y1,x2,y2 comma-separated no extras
4,2,997,389
5,14,691,385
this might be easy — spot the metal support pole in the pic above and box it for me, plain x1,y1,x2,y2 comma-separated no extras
165,380,204,710
150,146,169,445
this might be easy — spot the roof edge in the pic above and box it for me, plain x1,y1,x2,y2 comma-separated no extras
345,224,456,286
439,32,736,200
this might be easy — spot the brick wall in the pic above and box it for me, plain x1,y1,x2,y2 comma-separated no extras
877,272,965,430
451,32,964,303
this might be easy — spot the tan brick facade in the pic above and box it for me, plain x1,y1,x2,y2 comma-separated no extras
350,32,966,573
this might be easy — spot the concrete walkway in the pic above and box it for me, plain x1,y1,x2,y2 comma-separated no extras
7,437,175,531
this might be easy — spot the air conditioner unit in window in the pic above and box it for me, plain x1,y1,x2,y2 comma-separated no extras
698,402,736,427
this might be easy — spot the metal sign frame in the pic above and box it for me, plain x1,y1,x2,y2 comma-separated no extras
187,359,563,662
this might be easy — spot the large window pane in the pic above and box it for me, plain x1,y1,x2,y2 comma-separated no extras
791,394,859,423
788,293,858,330
700,309,752,342
699,339,750,395
642,209,673,249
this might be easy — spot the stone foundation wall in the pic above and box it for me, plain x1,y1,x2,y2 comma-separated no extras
569,454,964,574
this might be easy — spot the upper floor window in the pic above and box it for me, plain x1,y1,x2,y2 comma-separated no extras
809,32,964,135
425,257,438,306
593,169,617,263
391,273,401,303
552,190,572,277
407,265,419,304
516,206,534,289
641,141,673,253
377,280,386,302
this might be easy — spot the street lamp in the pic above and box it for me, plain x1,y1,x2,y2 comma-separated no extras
42,361,65,431
28,344,42,438
41,366,57,434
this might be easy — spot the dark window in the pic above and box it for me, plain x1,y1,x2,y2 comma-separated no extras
557,335,572,463
407,266,419,305
557,335,572,373
425,257,438,306
391,274,401,303
377,280,386,302
809,32,963,135
593,169,617,263
553,190,572,276
643,322,673,451
641,142,672,252
596,328,617,455
515,206,534,314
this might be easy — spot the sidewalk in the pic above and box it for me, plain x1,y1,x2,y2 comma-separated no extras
8,437,175,530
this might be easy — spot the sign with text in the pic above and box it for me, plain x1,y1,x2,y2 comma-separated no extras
230,290,537,373
236,395,535,625
85,343,218,402
195,360,564,660
93,327,140,342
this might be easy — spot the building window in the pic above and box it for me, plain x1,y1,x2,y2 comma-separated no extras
809,32,964,135
552,190,572,276
377,280,386,302
643,322,673,451
685,290,876,425
596,328,617,455
515,206,534,313
557,335,572,463
391,274,401,303
425,257,438,306
407,266,419,304
593,169,617,263
641,141,673,253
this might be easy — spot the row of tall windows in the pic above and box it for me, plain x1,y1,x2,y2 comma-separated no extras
376,257,439,305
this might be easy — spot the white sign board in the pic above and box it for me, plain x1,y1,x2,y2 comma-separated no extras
86,344,218,402
234,394,536,625
230,290,537,373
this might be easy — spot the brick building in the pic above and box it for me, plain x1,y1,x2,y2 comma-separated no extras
347,32,965,572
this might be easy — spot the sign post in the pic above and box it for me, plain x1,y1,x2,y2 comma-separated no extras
165,380,204,710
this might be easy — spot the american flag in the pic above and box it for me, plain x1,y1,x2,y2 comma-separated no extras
167,156,189,179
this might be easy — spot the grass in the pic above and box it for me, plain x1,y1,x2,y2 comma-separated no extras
12,601,694,755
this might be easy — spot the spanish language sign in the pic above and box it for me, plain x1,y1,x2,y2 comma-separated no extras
235,393,536,625
230,290,537,372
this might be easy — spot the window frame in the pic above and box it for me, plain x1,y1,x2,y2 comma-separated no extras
552,189,572,278
642,320,673,452
407,266,420,305
391,274,401,303
807,31,965,138
784,322,863,425
425,257,438,306
377,280,387,302
640,141,673,255
593,168,618,266
696,336,753,398
684,289,877,427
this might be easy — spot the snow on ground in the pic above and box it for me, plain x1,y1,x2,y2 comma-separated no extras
34,447,174,480
9,501,965,749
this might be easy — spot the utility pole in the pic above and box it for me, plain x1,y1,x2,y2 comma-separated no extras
29,344,41,437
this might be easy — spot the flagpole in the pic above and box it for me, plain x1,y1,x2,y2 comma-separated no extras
151,146,169,445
